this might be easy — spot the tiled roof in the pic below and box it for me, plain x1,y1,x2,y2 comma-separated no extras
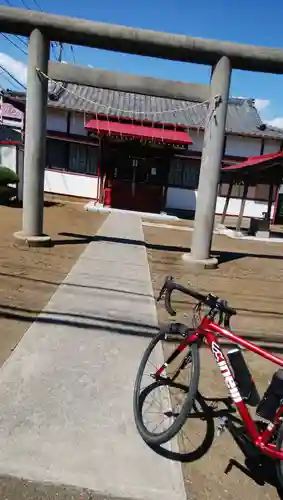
3,84,283,140
47,81,283,139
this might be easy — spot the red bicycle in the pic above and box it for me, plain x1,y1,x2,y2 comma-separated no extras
133,276,283,485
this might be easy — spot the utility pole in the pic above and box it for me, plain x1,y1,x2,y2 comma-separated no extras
58,42,63,62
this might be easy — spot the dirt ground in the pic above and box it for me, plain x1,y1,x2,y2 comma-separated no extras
143,222,283,500
0,198,106,366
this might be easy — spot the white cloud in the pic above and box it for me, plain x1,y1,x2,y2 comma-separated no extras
266,117,283,129
254,98,270,111
0,53,27,86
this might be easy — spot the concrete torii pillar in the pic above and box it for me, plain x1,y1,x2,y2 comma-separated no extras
183,56,232,269
14,28,51,247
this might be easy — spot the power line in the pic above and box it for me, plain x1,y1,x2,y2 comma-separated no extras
0,64,26,90
70,45,76,64
30,0,44,11
3,0,76,63
2,0,28,47
17,0,59,60
0,69,21,90
58,42,63,62
14,34,28,47
0,70,18,89
1,33,27,56
23,0,77,62
19,0,32,9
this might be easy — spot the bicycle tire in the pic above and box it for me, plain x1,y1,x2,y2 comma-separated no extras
276,423,283,490
133,326,200,446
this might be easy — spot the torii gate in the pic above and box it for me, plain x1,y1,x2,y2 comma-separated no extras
1,6,283,268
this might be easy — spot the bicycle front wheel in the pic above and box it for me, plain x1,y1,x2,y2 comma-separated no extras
133,324,200,446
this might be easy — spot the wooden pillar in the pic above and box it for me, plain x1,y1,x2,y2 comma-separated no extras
162,155,171,212
266,184,274,222
272,185,280,224
236,183,249,232
220,181,233,225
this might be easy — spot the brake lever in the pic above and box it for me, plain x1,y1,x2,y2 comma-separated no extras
156,276,174,303
218,300,229,328
156,285,166,303
218,310,224,326
224,313,231,329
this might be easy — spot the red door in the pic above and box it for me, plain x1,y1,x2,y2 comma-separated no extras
111,156,164,213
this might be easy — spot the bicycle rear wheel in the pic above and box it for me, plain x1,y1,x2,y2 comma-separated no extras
275,423,283,490
133,324,200,446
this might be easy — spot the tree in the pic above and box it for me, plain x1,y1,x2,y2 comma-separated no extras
0,166,19,204
0,166,19,186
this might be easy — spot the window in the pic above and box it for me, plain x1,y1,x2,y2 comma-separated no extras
46,139,68,171
168,159,183,186
168,158,200,188
46,139,99,176
182,163,200,188
69,143,98,176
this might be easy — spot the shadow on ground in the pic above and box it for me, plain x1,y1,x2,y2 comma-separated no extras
0,303,158,339
0,199,62,209
53,232,283,265
143,388,283,499
0,280,283,352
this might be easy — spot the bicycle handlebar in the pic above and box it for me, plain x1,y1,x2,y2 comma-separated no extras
157,276,237,318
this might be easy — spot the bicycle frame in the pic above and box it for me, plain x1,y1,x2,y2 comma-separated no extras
156,316,283,460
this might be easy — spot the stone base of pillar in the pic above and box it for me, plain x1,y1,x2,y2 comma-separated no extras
14,231,52,248
182,252,218,270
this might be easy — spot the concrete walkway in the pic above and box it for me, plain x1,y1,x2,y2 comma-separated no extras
0,213,186,500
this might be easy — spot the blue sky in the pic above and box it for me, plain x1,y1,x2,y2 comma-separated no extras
1,0,283,125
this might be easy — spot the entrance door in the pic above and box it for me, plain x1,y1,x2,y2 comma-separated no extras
131,156,163,213
111,154,164,213
275,193,283,223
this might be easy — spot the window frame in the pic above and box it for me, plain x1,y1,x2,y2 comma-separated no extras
45,137,99,177
168,156,201,189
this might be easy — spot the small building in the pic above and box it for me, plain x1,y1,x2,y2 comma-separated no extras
0,102,23,170
2,84,283,219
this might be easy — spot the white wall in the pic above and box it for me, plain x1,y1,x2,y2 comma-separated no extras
186,130,281,158
263,139,281,155
165,187,275,219
186,130,278,158
46,109,68,132
0,145,17,172
215,196,275,219
166,187,197,211
44,170,99,199
225,135,261,157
